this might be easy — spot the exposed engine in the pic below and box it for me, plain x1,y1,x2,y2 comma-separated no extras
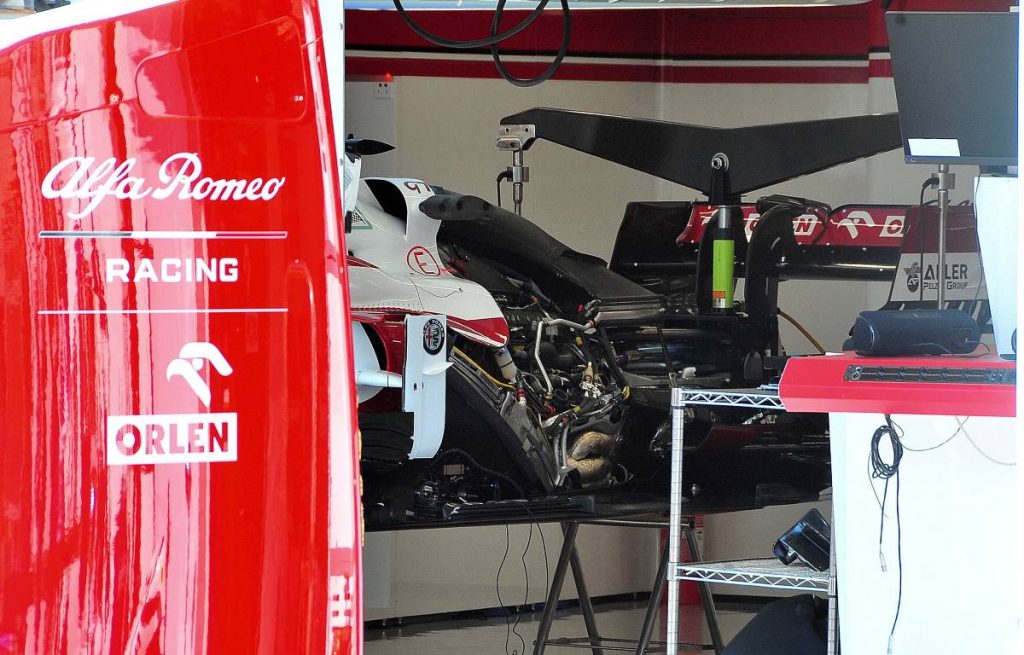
442,242,629,491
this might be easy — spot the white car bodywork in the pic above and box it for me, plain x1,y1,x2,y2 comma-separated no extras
345,150,508,460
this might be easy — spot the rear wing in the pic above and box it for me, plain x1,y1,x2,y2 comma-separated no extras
611,202,909,282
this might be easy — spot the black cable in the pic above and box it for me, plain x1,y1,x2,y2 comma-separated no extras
510,518,534,654
497,170,512,207
436,448,552,651
434,448,527,497
870,415,903,653
497,524,515,655
391,0,570,87
805,202,834,247
490,0,572,87
392,0,551,49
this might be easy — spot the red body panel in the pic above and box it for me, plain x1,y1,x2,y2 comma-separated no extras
779,353,1015,418
0,2,362,653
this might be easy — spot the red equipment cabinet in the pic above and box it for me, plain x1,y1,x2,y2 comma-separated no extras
0,1,362,653
779,352,1015,417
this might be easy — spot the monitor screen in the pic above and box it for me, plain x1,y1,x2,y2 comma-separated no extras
886,11,1018,167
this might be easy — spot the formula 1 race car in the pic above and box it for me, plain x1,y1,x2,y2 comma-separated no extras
350,108,987,528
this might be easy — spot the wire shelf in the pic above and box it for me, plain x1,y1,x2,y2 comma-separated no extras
672,558,828,592
672,387,785,410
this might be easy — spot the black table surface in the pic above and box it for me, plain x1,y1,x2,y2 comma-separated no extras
365,491,824,532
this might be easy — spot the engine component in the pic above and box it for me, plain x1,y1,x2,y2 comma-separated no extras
567,430,616,484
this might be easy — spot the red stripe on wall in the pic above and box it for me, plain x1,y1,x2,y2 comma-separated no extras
346,0,1010,83
345,7,871,59
347,55,870,83
345,1,1013,60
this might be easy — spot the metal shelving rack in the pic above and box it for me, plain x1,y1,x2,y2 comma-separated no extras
673,558,828,592
667,387,837,655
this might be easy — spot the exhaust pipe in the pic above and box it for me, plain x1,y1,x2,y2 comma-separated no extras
567,431,616,484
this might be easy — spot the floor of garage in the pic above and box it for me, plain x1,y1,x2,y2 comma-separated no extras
365,599,757,654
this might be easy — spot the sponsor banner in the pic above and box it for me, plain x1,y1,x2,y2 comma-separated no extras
889,253,987,303
107,412,238,465
680,203,908,248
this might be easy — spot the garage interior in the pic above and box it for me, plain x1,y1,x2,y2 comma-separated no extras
1,1,1019,654
342,2,1017,654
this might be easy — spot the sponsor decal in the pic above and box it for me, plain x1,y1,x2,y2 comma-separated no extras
422,317,445,355
107,413,237,465
682,204,908,247
106,257,239,284
406,245,442,275
836,210,876,239
881,215,905,238
108,341,237,465
41,153,285,220
890,254,987,303
165,342,234,407
904,261,921,294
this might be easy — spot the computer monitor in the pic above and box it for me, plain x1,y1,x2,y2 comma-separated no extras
886,11,1018,167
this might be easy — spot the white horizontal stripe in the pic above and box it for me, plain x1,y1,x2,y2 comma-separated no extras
348,49,867,68
39,230,288,239
0,0,180,51
39,307,288,316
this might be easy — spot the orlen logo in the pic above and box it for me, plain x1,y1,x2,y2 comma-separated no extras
42,153,285,220
107,342,238,466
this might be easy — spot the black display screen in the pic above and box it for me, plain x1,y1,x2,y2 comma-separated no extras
887,11,1018,166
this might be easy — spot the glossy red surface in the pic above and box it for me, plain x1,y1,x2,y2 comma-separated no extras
0,1,362,653
779,353,1015,418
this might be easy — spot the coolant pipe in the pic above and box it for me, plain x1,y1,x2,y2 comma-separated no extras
546,318,595,333
534,322,554,395
534,318,596,396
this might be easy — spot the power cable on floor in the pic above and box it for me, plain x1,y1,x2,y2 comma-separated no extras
496,524,516,655
870,415,903,653
510,519,535,654
432,449,549,654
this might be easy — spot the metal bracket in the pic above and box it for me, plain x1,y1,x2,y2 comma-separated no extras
496,123,536,152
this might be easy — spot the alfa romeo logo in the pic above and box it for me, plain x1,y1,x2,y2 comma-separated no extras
423,318,445,355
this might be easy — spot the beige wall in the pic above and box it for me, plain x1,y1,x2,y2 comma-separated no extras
390,77,661,260
364,524,662,619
